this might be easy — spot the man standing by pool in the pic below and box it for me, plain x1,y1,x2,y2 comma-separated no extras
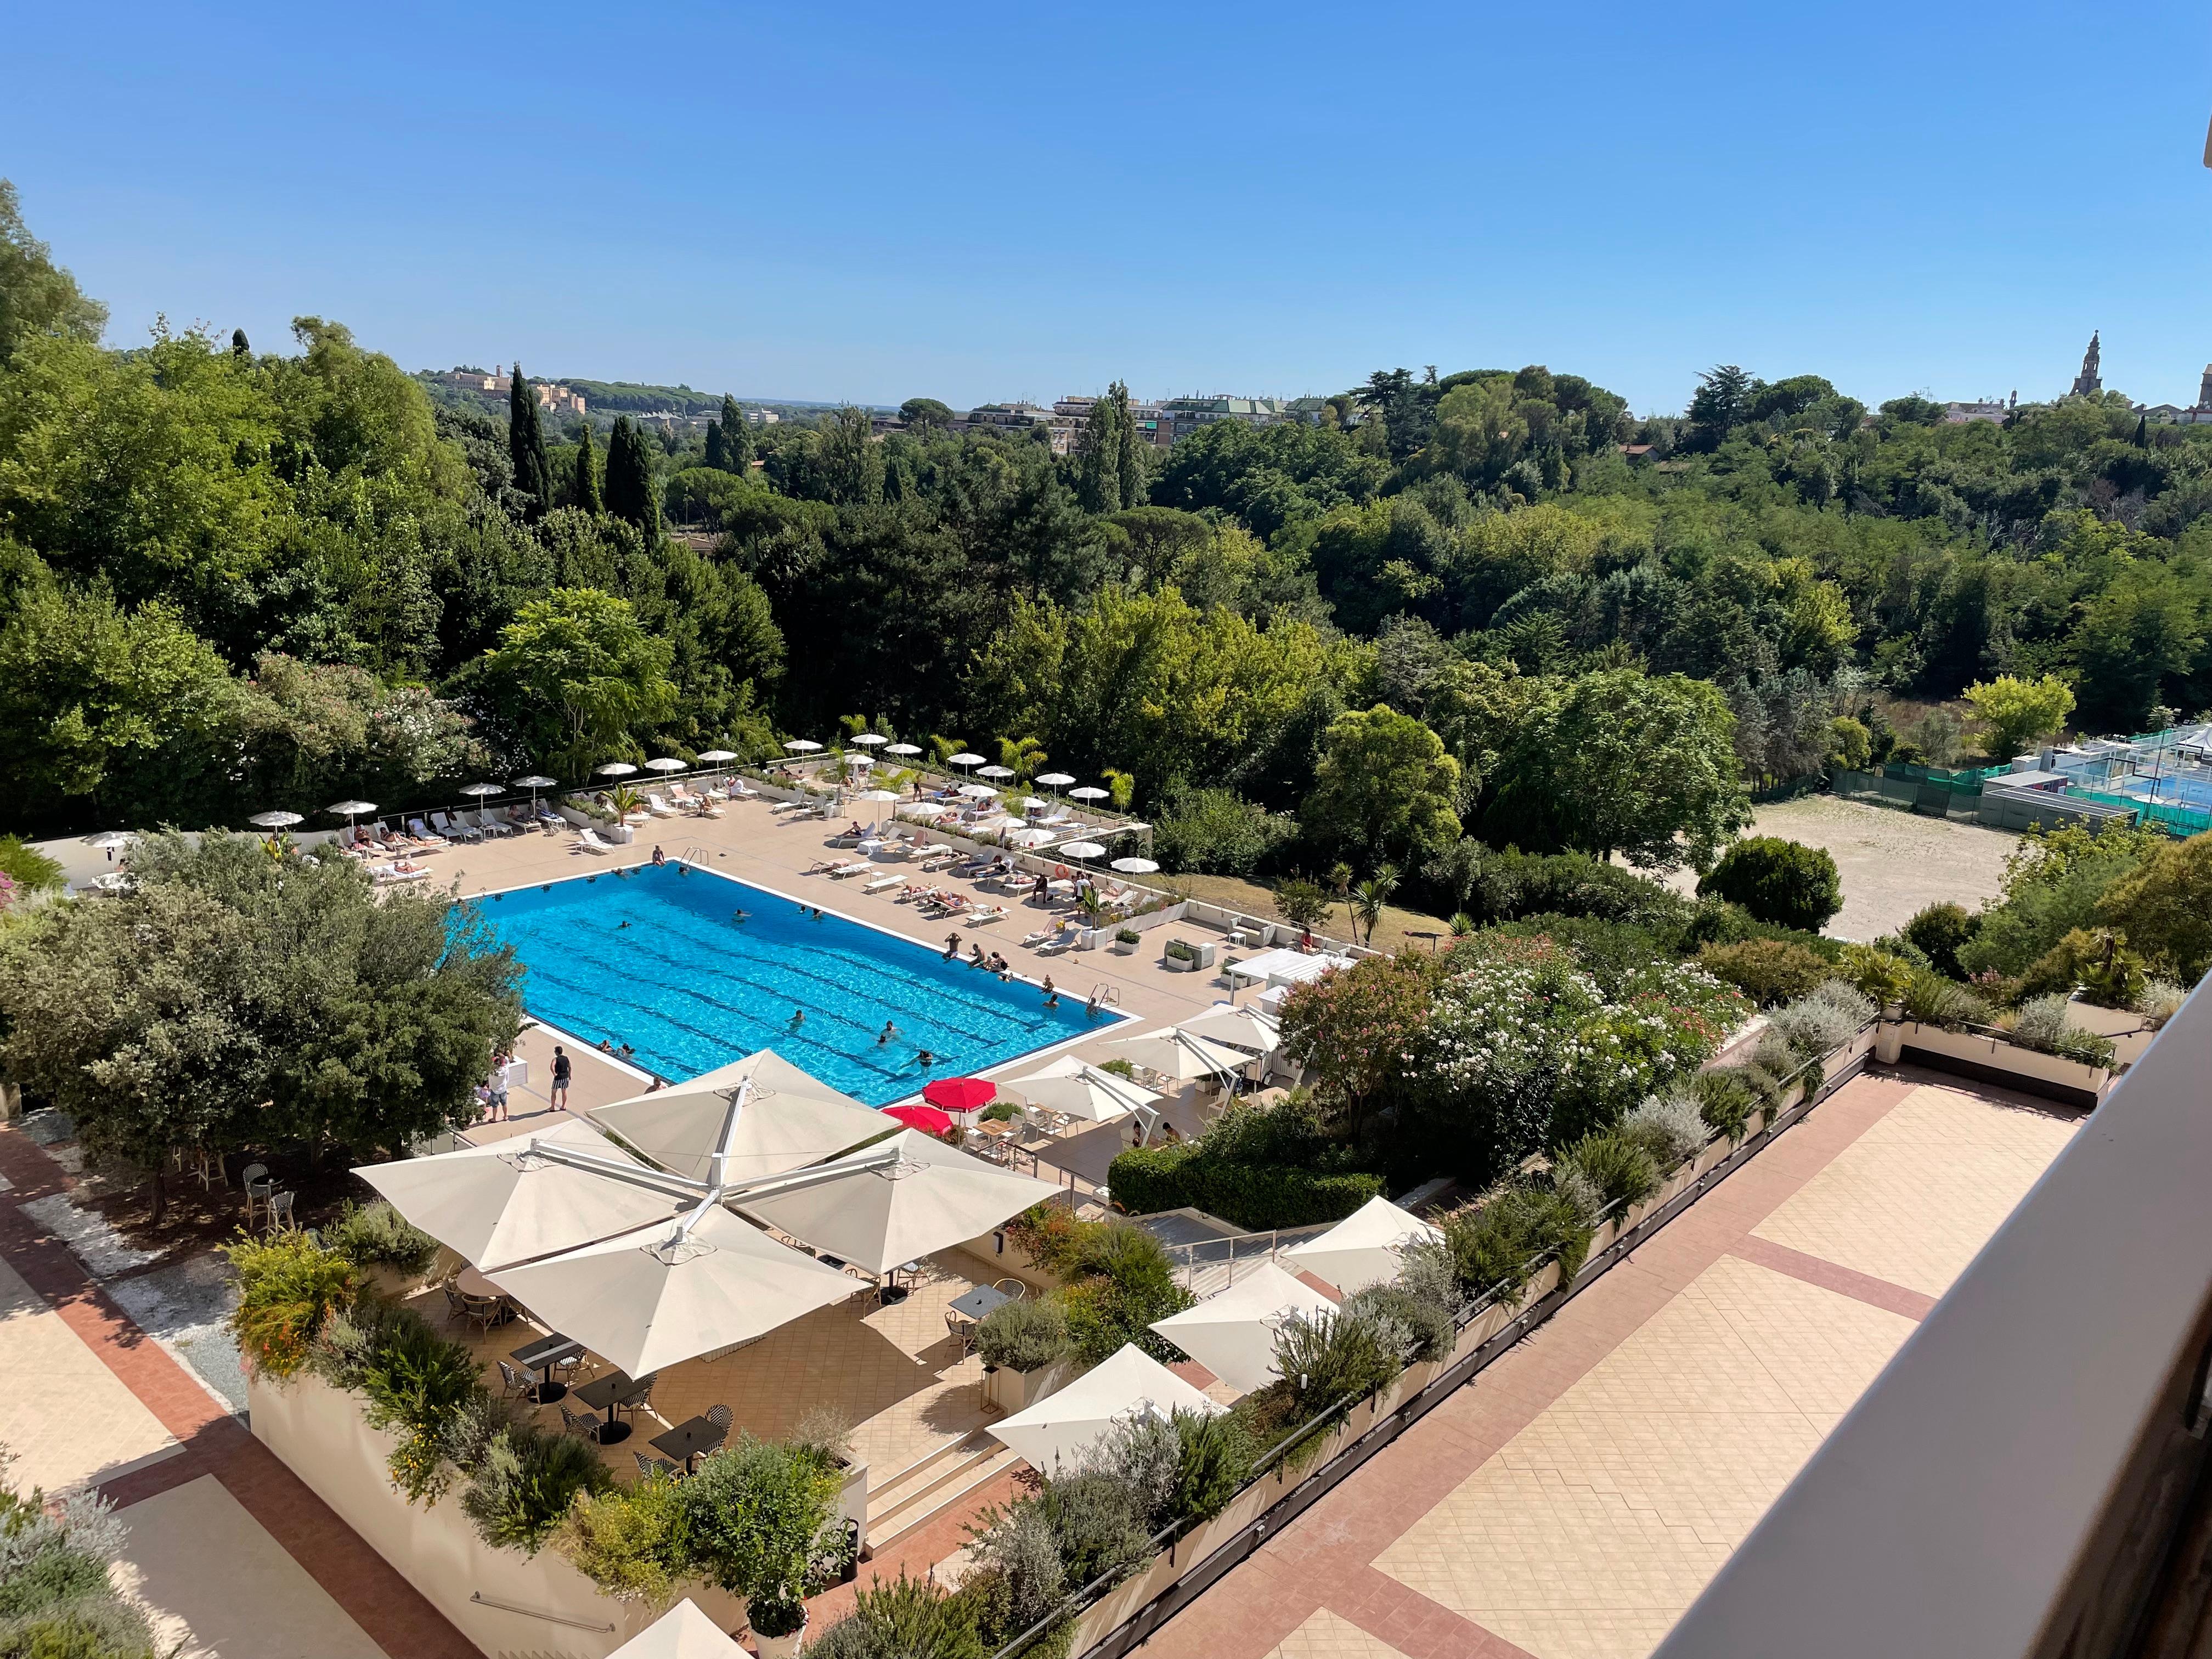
550,1044,571,1109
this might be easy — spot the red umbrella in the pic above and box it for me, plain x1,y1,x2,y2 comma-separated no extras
922,1077,997,1116
884,1103,955,1135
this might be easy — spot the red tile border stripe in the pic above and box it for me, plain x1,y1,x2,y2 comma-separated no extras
1729,1234,1938,1323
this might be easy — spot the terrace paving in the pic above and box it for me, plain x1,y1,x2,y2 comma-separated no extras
1141,1073,2084,1659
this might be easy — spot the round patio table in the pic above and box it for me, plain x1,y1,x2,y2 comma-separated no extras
455,1266,501,1299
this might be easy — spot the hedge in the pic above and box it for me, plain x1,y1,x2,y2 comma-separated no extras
1107,1141,1382,1230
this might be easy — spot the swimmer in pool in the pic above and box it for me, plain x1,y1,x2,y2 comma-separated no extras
878,1021,898,1045
790,1008,805,1029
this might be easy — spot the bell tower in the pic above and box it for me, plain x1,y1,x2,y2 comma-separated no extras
2070,332,2102,398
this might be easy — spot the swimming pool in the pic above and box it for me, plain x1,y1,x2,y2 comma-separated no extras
466,864,1110,1104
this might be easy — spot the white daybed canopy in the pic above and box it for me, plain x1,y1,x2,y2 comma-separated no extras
1148,1261,1336,1396
1222,947,1356,988
989,1344,1224,1475
1282,1195,1443,1294
1005,1054,1160,1124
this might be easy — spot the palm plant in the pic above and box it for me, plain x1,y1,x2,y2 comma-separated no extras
997,735,1047,783
1348,865,1399,945
1102,768,1135,812
607,785,644,820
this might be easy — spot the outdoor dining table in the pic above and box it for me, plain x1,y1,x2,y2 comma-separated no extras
509,1331,585,1404
947,1284,1013,1325
651,1415,729,1471
878,1259,925,1304
571,1369,638,1444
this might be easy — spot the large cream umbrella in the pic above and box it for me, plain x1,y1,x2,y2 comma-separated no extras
1177,1003,1283,1056
1005,1054,1159,1124
487,1206,860,1377
1149,1261,1336,1396
1099,1028,1254,1084
610,1601,746,1658
737,1127,1061,1277
355,1119,687,1271
989,1344,1224,1475
1282,1196,1443,1294
589,1051,889,1186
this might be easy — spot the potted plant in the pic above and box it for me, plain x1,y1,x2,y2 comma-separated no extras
681,1437,841,1659
977,1298,1074,1412
749,1594,808,1658
1111,927,1141,955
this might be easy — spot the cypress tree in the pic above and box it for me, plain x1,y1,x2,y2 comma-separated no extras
705,419,729,471
230,328,250,359
1111,379,1143,509
605,416,658,535
508,363,553,519
718,394,753,472
1076,395,1120,514
574,420,602,514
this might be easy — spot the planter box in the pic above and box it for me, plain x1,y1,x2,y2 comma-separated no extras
1110,937,1139,955
2066,996,2160,1067
1883,1020,2109,1107
249,1372,746,1657
983,1357,1080,1415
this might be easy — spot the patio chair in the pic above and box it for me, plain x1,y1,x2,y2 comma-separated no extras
497,1360,533,1402
991,1279,1028,1302
617,1374,658,1423
635,1452,682,1480
263,1191,295,1232
561,1404,605,1442
462,1294,505,1334
945,1310,977,1355
240,1163,272,1225
441,1284,471,1325
704,1404,733,1432
550,1349,591,1386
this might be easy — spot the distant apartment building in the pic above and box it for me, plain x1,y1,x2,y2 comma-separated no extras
435,366,584,416
1047,396,1173,454
747,408,780,424
1943,399,2012,424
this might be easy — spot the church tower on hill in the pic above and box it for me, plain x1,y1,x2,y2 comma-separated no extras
2070,331,2103,398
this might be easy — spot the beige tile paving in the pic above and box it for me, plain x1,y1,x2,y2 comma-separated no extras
0,1254,177,1494
1752,1084,2081,1299
1373,1256,1918,1659
111,1474,389,1659
1267,1607,1414,1659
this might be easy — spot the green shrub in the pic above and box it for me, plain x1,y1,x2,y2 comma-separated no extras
1689,1070,1756,1142
1458,849,1692,933
975,1297,1070,1373
2005,995,2117,1068
1036,1470,1152,1589
1901,902,1982,979
1553,1131,1660,1222
1271,1306,1405,1417
1767,989,1862,1062
1441,1186,1592,1305
1697,838,1842,932
1899,967,1994,1029
462,1424,614,1554
225,1231,362,1379
1165,1408,1256,1525
341,1302,486,1503
1151,784,1297,878
1621,1094,1707,1168
1340,1282,1454,1364
1681,898,1846,960
559,1470,690,1605
0,1475,155,1659
2016,927,2147,1008
0,836,64,895
326,1200,440,1276
681,1435,842,1609
1697,938,1833,1006
980,1101,1022,1123
1105,1141,1383,1231
1837,942,1915,1006
2140,978,2188,1027
811,1572,985,1659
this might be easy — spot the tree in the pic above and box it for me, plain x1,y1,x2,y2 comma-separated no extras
1696,837,1842,931
572,418,602,514
482,587,676,774
507,363,552,519
1685,364,1752,450
709,393,752,473
0,178,106,368
899,397,954,433
602,416,659,536
1111,380,1144,510
1962,674,2074,761
1300,705,1463,871
818,405,884,506
1277,955,1436,1142
1350,865,1400,944
1485,669,1750,871
2096,832,2212,983
1076,393,1122,514
230,327,250,358
1272,876,1333,932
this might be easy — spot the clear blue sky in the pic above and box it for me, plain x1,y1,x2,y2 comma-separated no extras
7,1,2210,414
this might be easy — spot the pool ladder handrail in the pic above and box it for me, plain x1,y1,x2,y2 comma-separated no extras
678,844,712,869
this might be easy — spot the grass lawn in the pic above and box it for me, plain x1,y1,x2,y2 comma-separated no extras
1165,872,1462,958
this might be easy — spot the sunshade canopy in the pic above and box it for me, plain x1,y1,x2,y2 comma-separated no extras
1149,1262,1336,1396
488,1206,859,1377
609,1600,747,1658
850,733,888,746
990,1344,1223,1474
923,1077,996,1114
460,781,505,796
356,1119,683,1272
1177,1003,1283,1056
884,1103,953,1134
589,1051,889,1185
1101,1028,1253,1082
946,752,985,766
1223,947,1356,987
738,1127,1060,1276
644,758,687,772
958,782,997,798
883,743,922,755
1283,1195,1443,1294
696,749,738,763
1006,1055,1158,1123
512,775,557,788
1035,772,1076,787
1068,786,1109,800
249,810,303,828
324,800,376,817
783,738,823,752
1058,842,1105,859
1110,857,1159,874
596,761,639,776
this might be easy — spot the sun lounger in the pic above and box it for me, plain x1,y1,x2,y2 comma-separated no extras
1020,927,1058,947
431,811,481,843
369,862,431,884
828,861,873,878
729,779,759,799
406,817,450,848
645,793,679,817
771,800,812,816
575,828,613,855
861,875,905,894
1035,933,1078,955
964,905,1009,925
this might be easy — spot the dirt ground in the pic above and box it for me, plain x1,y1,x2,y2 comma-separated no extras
1166,872,1458,957
1657,795,2018,942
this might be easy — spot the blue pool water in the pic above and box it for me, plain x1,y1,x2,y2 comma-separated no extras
465,865,1109,1104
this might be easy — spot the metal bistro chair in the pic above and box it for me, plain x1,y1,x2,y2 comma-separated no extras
634,1451,682,1480
704,1403,733,1434
264,1191,296,1233
618,1374,658,1425
441,1284,471,1327
561,1404,606,1443
945,1310,978,1356
239,1163,272,1226
992,1278,1028,1302
496,1360,533,1404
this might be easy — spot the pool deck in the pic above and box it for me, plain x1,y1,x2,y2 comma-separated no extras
439,799,1238,1155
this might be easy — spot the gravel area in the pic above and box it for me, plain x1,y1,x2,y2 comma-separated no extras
1664,796,2018,941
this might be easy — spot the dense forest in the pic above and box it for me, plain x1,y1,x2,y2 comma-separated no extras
2,183,2208,911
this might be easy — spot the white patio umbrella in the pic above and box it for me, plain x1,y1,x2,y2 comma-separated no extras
323,801,376,827
1005,1055,1159,1124
1035,772,1076,789
990,1344,1223,1474
589,1051,889,1186
883,742,922,757
596,761,639,778
1007,826,1057,848
644,758,687,774
978,764,1015,780
1059,841,1106,860
1110,857,1159,874
1177,1003,1283,1057
1069,786,1110,802
609,1600,747,1659
854,787,901,832
1101,1028,1253,1084
512,774,556,805
88,830,139,852
1283,1196,1444,1295
696,749,738,763
488,1204,860,1377
356,1119,685,1272
460,781,505,800
248,810,303,829
1149,1261,1336,1396
947,752,986,771
902,802,951,819
958,782,998,799
737,1127,1060,1277
850,733,888,748
1018,797,1051,812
